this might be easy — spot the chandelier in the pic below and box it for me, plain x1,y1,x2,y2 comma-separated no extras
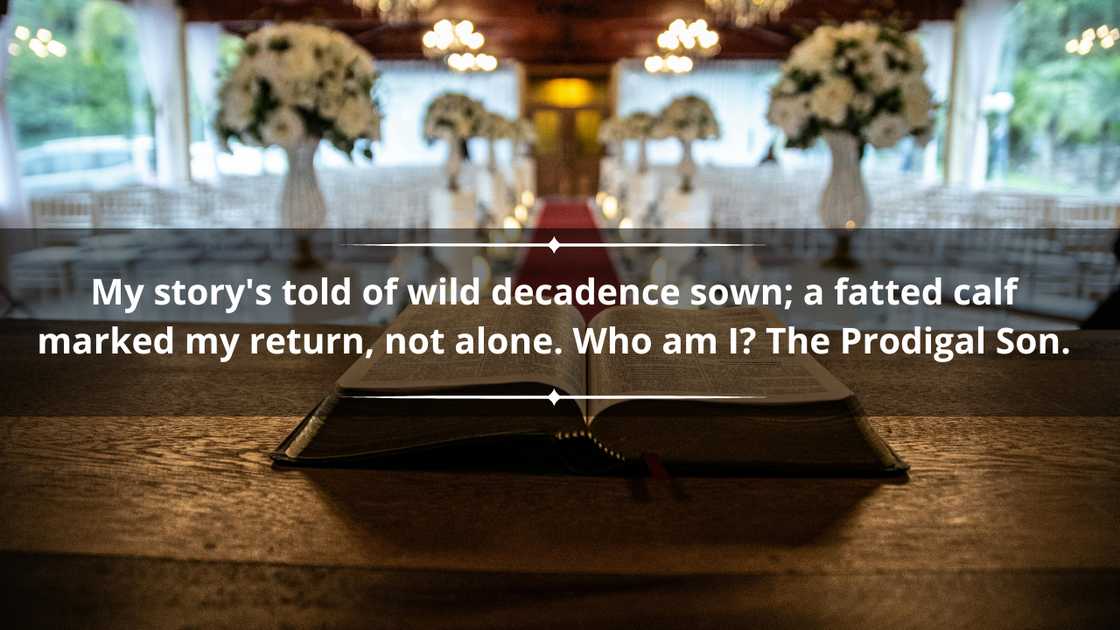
644,19,719,74
705,0,795,28
1066,24,1117,55
351,0,438,25
422,20,498,72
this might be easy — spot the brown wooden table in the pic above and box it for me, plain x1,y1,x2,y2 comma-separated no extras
2,321,1119,628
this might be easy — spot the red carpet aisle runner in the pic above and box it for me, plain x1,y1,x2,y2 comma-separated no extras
513,199,621,321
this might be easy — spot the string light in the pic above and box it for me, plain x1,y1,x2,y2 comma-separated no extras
8,25,66,58
1066,24,1118,55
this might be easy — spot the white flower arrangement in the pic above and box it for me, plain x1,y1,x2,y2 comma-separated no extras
654,95,721,142
621,112,658,139
216,23,381,157
480,112,516,139
513,118,537,146
767,21,934,149
423,92,488,143
598,117,625,144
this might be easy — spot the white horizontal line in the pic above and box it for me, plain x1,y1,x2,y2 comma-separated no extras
342,389,764,405
344,242,765,249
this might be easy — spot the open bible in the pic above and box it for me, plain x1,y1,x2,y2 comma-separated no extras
273,303,907,474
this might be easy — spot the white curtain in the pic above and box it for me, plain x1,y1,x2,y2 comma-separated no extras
616,59,781,167
918,20,955,183
947,0,1013,187
0,14,29,227
186,22,224,182
133,0,192,186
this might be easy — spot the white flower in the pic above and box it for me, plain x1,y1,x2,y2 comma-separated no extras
622,112,657,139
851,93,874,116
423,93,486,141
337,98,371,139
767,95,810,138
901,77,933,129
261,107,306,148
219,85,255,131
866,114,909,149
810,77,855,125
217,23,380,151
788,33,835,76
657,95,721,142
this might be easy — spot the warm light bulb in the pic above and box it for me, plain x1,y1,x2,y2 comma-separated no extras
602,195,619,220
1097,25,1109,38
478,54,497,71
422,31,437,48
514,203,529,223
644,55,664,73
670,19,687,33
1083,28,1095,40
618,217,634,231
699,30,719,49
1066,38,1079,53
36,28,51,41
1102,36,1115,49
521,191,535,206
28,38,47,57
455,20,474,38
46,40,65,57
434,19,453,33
7,42,20,56
14,25,30,41
502,215,522,235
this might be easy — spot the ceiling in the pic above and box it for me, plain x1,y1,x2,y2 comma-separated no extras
182,0,961,65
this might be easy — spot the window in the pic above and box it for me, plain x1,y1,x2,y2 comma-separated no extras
6,0,153,195
374,60,520,167
617,59,780,167
991,0,1119,195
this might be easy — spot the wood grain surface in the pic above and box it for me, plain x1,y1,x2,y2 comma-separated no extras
1,320,1118,627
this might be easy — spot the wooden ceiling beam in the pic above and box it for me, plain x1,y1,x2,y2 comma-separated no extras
183,0,962,63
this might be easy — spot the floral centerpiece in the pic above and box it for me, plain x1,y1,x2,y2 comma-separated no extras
766,21,933,242
423,92,488,190
512,118,537,155
479,112,515,172
598,117,625,157
216,23,380,229
620,111,658,173
655,95,720,191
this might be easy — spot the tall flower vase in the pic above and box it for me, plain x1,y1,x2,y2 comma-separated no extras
279,138,327,269
819,132,870,269
280,139,327,229
446,135,464,191
486,137,498,173
678,138,696,193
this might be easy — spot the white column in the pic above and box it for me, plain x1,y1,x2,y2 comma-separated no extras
917,20,954,184
0,14,30,227
945,0,1013,188
133,0,192,187
186,22,224,182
